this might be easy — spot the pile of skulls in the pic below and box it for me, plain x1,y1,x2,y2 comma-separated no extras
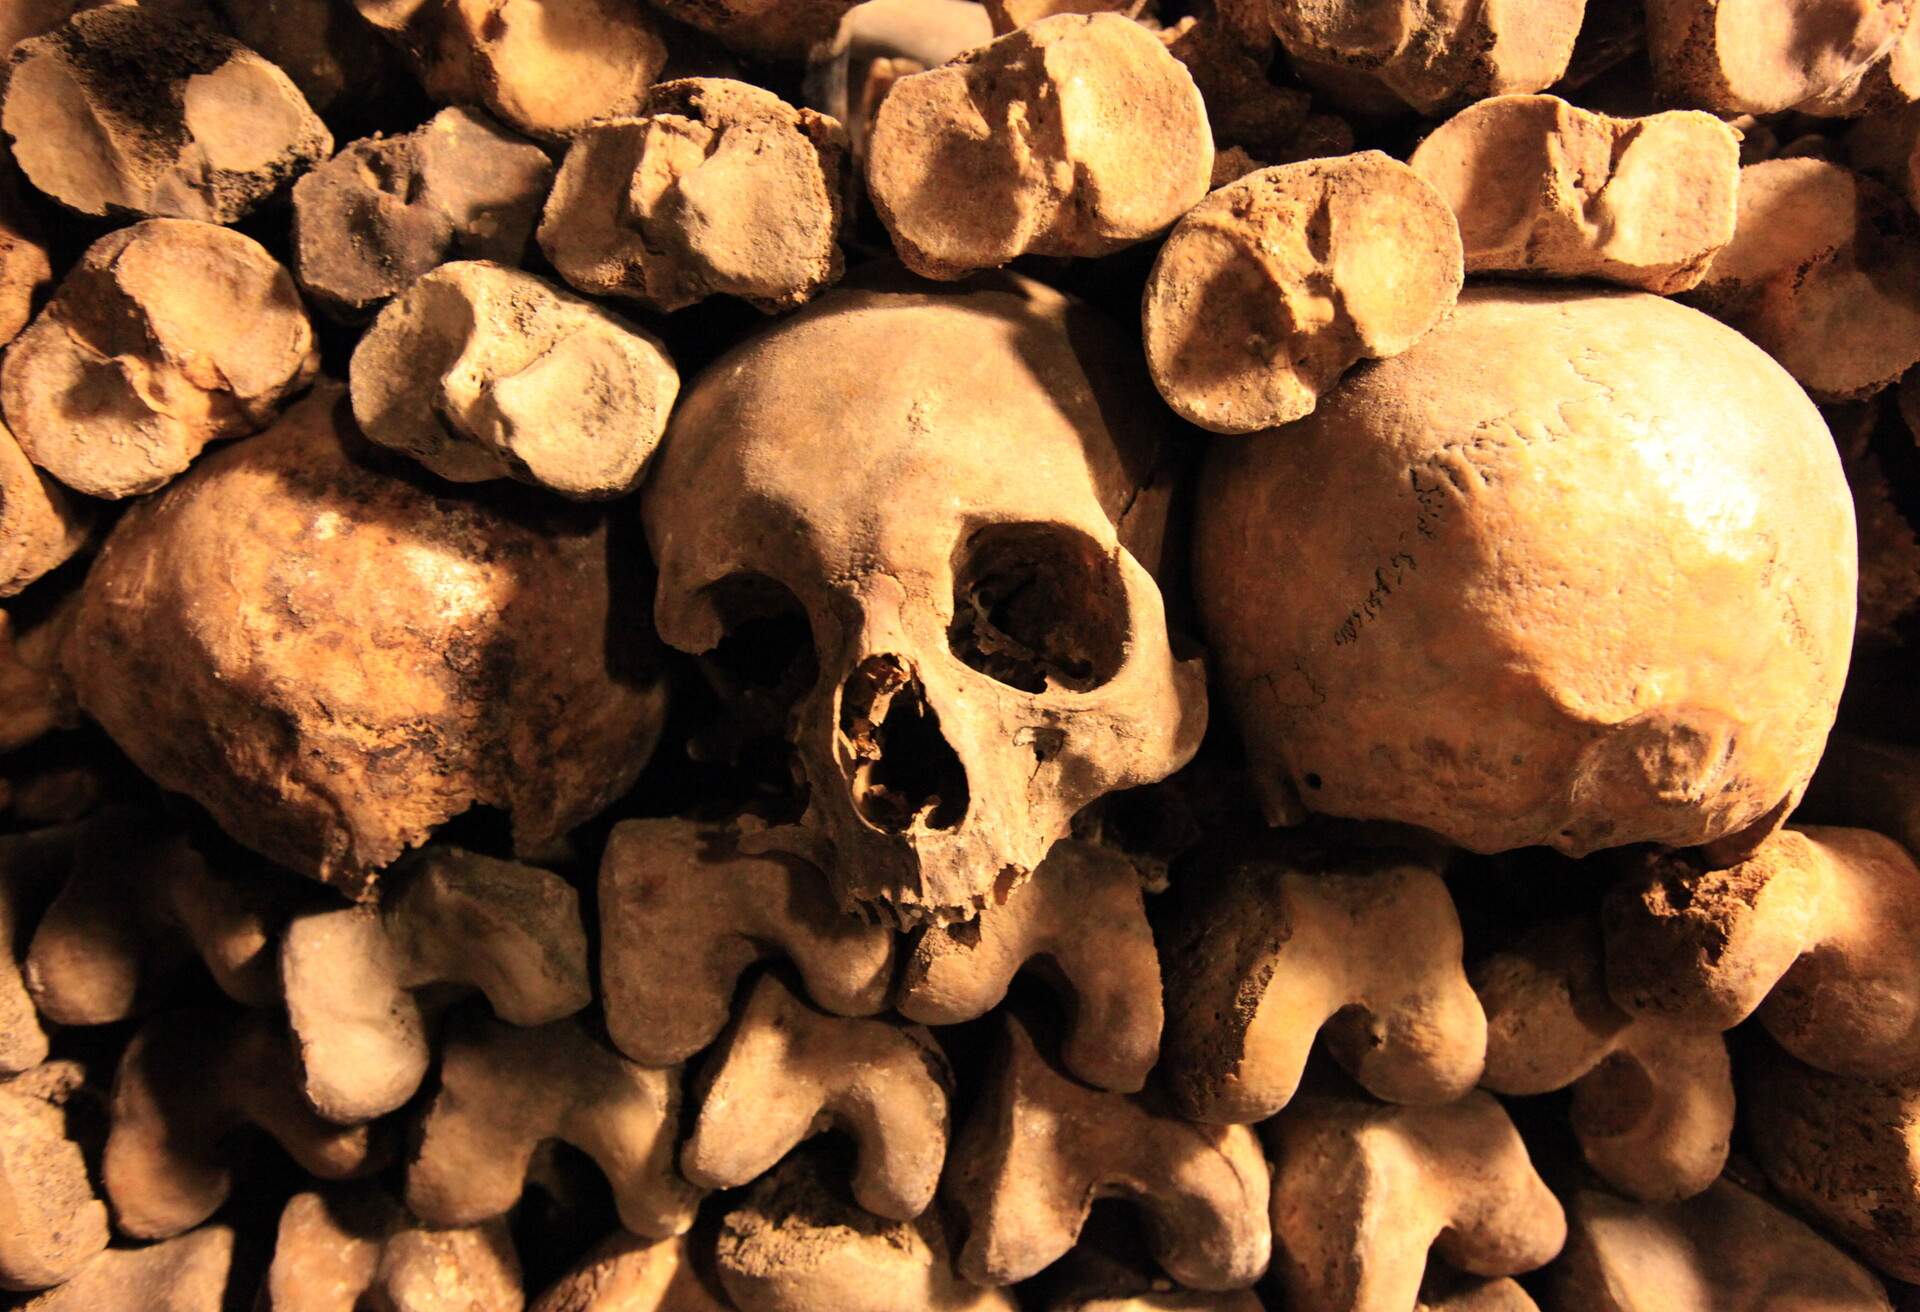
2,0,1920,1307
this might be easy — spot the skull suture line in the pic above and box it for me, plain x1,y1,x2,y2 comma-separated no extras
643,276,1206,925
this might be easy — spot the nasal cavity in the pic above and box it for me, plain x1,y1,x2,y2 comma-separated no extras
839,654,969,833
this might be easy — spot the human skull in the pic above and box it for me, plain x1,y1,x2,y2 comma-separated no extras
1194,284,1857,862
642,274,1205,925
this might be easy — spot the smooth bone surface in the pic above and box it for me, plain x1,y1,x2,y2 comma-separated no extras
293,106,555,323
1551,1178,1892,1311
361,0,668,141
1265,1089,1566,1312
2,6,330,220
1158,834,1485,1124
104,1008,385,1239
899,838,1161,1093
1689,158,1920,402
1143,151,1461,435
1408,94,1739,293
1605,826,1920,1080
2,219,319,500
685,971,948,1220
599,818,895,1068
263,1185,523,1312
351,260,679,499
1646,0,1913,113
1474,919,1732,1202
282,846,591,1124
407,1009,701,1239
867,13,1213,278
1194,285,1856,858
540,78,847,315
947,1010,1272,1290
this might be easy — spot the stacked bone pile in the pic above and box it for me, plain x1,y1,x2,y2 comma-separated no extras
4,0,1920,1308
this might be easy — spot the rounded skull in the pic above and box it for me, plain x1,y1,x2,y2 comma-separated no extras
643,274,1206,924
1195,284,1857,861
63,383,667,898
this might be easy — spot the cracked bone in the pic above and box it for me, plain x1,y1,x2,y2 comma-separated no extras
1,219,319,501
1474,918,1732,1202
1408,95,1739,294
2,5,330,220
351,260,680,499
946,1009,1271,1289
292,107,555,323
1195,284,1856,859
599,818,896,1068
716,1147,1018,1312
539,78,847,315
684,971,950,1221
1264,1088,1566,1312
1157,10,1319,166
1605,826,1920,1080
1142,152,1462,435
899,838,1160,1093
1646,0,1914,114
282,845,591,1125
1158,831,1484,1124
263,1184,523,1312
866,13,1213,279
407,1008,701,1239
1267,0,1584,116
61,384,668,898
1550,1177,1892,1311
103,1008,386,1239
0,1061,109,1292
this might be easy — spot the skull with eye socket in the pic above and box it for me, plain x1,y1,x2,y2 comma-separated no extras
642,274,1206,925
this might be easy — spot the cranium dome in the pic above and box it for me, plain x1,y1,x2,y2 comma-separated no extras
1195,283,1857,860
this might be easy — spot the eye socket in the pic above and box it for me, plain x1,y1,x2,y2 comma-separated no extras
699,572,819,709
948,522,1130,695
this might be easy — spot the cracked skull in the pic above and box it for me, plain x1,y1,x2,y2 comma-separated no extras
642,274,1205,924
